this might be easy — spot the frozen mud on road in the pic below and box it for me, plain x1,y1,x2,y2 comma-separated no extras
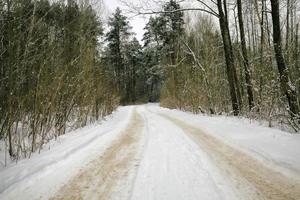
51,110,144,200
159,112,300,200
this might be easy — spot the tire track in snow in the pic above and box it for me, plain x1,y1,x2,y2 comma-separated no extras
127,107,151,200
131,108,239,200
159,113,300,200
50,110,144,200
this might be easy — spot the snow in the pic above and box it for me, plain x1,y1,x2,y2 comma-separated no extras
0,106,134,200
131,106,239,200
1,104,300,200
148,104,300,180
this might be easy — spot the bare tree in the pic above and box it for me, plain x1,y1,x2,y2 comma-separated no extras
237,0,254,110
270,0,300,121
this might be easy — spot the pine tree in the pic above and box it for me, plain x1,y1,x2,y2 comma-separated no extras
105,7,131,103
124,37,143,102
160,0,184,64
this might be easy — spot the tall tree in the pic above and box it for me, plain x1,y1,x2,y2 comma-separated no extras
124,37,143,102
237,0,254,110
105,7,131,103
217,0,241,115
160,0,184,65
270,0,300,120
142,16,165,102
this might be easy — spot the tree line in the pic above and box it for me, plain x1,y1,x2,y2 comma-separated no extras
0,0,163,161
102,7,164,104
0,0,119,160
134,0,300,131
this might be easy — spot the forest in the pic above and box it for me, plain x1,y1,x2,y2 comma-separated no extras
0,0,300,160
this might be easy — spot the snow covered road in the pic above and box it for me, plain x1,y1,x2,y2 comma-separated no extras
157,112,300,200
1,104,300,200
131,107,239,200
51,110,145,200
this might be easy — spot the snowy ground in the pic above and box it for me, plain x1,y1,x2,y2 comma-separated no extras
0,104,300,200
0,106,134,199
148,105,300,179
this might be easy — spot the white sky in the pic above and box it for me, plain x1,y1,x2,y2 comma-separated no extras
103,0,149,42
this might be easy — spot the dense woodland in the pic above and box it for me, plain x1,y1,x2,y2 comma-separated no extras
138,0,300,131
0,0,118,159
0,0,300,160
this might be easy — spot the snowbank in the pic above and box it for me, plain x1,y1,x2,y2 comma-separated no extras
0,106,134,200
148,104,300,180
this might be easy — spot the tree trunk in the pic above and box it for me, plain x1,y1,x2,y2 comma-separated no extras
8,120,13,157
258,0,265,112
286,0,290,50
217,0,240,115
237,0,254,111
270,0,300,119
295,23,300,100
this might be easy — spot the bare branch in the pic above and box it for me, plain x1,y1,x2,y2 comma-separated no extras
195,0,219,16
180,38,206,72
137,8,219,18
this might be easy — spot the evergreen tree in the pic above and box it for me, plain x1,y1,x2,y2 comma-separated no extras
143,47,164,102
124,37,143,102
142,16,165,102
160,0,184,64
105,7,131,103
142,16,164,48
